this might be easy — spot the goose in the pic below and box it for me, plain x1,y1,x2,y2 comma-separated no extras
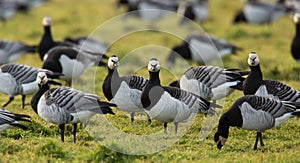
291,13,300,61
0,63,62,109
233,0,292,24
214,95,300,150
243,52,300,102
178,0,208,25
0,39,37,65
0,108,30,131
0,1,16,22
167,34,240,68
171,66,249,102
42,46,107,86
31,72,116,143
102,55,151,123
38,16,108,60
141,58,220,134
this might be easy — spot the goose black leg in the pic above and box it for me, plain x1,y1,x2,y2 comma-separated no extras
258,132,264,147
3,97,14,107
174,122,178,135
146,113,151,124
253,132,260,150
21,95,26,109
58,124,65,142
72,123,77,143
164,122,168,134
130,112,134,122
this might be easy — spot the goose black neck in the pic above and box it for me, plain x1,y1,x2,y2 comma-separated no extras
249,64,263,81
216,115,230,138
39,25,55,60
44,26,54,42
31,84,50,114
243,64,263,95
102,67,120,101
148,71,161,86
296,24,300,37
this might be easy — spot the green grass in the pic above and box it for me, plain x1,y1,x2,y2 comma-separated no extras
1,0,300,162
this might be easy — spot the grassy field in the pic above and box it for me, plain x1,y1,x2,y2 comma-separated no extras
1,0,300,162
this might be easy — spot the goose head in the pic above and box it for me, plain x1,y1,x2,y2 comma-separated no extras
247,52,260,66
107,55,119,70
148,58,160,72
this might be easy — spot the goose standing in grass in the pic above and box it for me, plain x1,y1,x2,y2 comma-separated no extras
0,108,30,131
0,39,37,65
38,16,108,60
141,58,219,134
0,64,62,109
233,0,292,24
170,66,249,103
31,72,115,143
42,46,107,86
214,95,300,150
178,0,208,25
291,13,300,61
167,34,240,68
102,55,151,123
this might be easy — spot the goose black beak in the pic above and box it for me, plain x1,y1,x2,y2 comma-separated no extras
217,141,223,150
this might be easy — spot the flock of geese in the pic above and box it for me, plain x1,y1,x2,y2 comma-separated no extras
1,0,300,152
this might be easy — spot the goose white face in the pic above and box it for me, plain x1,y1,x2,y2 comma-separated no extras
108,56,119,69
247,52,260,66
148,58,160,72
42,16,52,26
36,72,48,85
294,13,300,24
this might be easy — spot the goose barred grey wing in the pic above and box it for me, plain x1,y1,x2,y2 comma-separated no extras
123,75,148,91
0,109,30,130
162,86,216,114
259,80,300,102
242,95,300,118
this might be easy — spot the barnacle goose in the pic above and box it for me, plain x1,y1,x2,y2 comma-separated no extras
167,34,240,68
141,58,220,134
0,64,62,109
233,0,292,24
291,13,300,61
0,1,16,22
214,95,300,150
0,39,37,65
0,108,30,131
102,55,151,123
243,52,300,102
38,16,108,60
42,46,107,86
173,66,249,102
31,72,115,143
178,0,208,25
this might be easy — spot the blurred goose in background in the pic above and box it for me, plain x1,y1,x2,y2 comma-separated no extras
0,1,16,21
233,0,293,24
214,95,300,150
38,16,108,60
0,64,62,109
170,66,249,103
0,39,37,65
31,72,115,143
178,0,208,25
102,55,151,123
42,46,107,86
0,108,30,131
291,13,300,61
167,34,240,68
141,58,220,134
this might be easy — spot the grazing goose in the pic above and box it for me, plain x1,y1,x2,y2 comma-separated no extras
233,0,291,24
243,52,300,102
0,39,37,65
38,16,108,60
42,46,107,86
31,72,115,143
102,55,151,123
178,0,208,25
0,108,30,131
173,66,249,102
214,95,300,150
0,63,62,109
291,13,300,61
141,58,219,134
0,1,16,22
167,34,240,68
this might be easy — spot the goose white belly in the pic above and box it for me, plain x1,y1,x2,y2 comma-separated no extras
111,82,144,112
59,55,87,81
145,92,196,123
70,111,96,123
0,73,21,95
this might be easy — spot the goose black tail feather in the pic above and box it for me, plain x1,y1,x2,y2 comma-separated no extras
10,123,28,130
292,111,300,116
26,45,38,53
98,101,116,115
